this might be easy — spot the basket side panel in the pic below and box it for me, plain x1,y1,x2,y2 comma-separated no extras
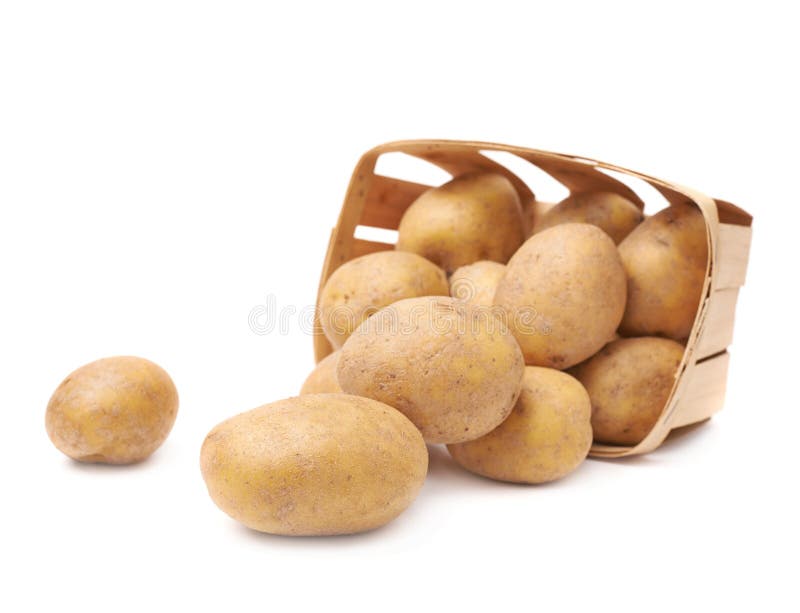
671,352,730,428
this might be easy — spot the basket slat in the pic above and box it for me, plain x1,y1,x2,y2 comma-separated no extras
670,351,730,428
361,175,431,230
695,288,740,359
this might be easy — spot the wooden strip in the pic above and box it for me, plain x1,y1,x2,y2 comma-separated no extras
361,175,430,230
670,351,730,428
349,237,394,258
695,288,740,358
716,223,753,289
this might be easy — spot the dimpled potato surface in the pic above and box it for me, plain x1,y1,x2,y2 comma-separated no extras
396,172,525,273
449,260,506,308
571,337,685,446
448,366,592,484
319,250,448,349
493,223,627,370
337,296,524,444
45,356,179,464
535,191,644,244
300,350,342,394
200,394,428,536
618,203,708,340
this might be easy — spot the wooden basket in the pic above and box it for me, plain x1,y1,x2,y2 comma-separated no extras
313,140,752,458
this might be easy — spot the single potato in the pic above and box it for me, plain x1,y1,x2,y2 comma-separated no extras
396,172,525,273
570,337,685,446
300,351,342,394
618,203,708,340
448,367,592,484
200,394,428,536
45,356,178,464
449,260,506,308
493,223,627,369
535,191,644,244
337,296,525,444
319,250,448,349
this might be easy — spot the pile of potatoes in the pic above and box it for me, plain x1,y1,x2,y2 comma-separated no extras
45,171,709,538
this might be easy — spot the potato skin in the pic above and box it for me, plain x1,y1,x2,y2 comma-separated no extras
396,172,525,273
200,394,428,536
449,260,506,308
618,203,708,340
45,356,178,464
319,250,448,349
570,337,685,446
493,223,627,370
337,296,525,444
448,367,592,484
300,351,342,394
535,191,644,244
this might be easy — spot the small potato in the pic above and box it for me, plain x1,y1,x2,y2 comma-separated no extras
449,260,506,308
46,356,178,464
200,394,428,536
448,367,592,484
493,223,627,370
319,250,448,349
337,296,525,444
300,351,342,394
396,172,525,273
535,191,644,244
618,203,708,340
570,337,685,446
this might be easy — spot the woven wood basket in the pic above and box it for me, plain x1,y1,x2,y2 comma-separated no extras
313,140,752,458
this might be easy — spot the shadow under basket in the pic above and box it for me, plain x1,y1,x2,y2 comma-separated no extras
313,140,753,458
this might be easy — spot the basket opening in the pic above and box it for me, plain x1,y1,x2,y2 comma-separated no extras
374,152,452,187
479,150,570,203
353,225,399,245
595,167,671,214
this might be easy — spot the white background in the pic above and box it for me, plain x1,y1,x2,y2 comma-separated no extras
1,1,797,611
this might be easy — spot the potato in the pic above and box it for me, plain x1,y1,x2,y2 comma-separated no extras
618,203,708,340
45,356,178,464
396,172,525,273
300,351,342,394
449,260,506,308
319,250,448,349
570,337,685,446
448,367,592,484
535,191,644,244
337,296,524,444
493,223,627,369
200,394,427,536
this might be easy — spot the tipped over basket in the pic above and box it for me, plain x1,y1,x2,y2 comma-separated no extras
313,140,752,458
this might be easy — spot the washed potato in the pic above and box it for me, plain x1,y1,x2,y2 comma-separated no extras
493,223,627,369
319,250,448,349
337,296,525,444
396,172,525,273
618,203,708,340
200,394,427,536
448,367,592,484
45,356,178,464
300,351,342,394
535,191,644,244
449,260,506,308
571,337,685,446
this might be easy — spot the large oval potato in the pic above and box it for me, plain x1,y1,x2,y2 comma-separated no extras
337,296,525,444
448,367,592,484
319,250,448,349
200,394,428,536
493,223,627,369
396,172,525,273
618,203,708,340
449,260,506,308
535,191,644,244
570,337,685,446
300,351,342,394
45,356,179,464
